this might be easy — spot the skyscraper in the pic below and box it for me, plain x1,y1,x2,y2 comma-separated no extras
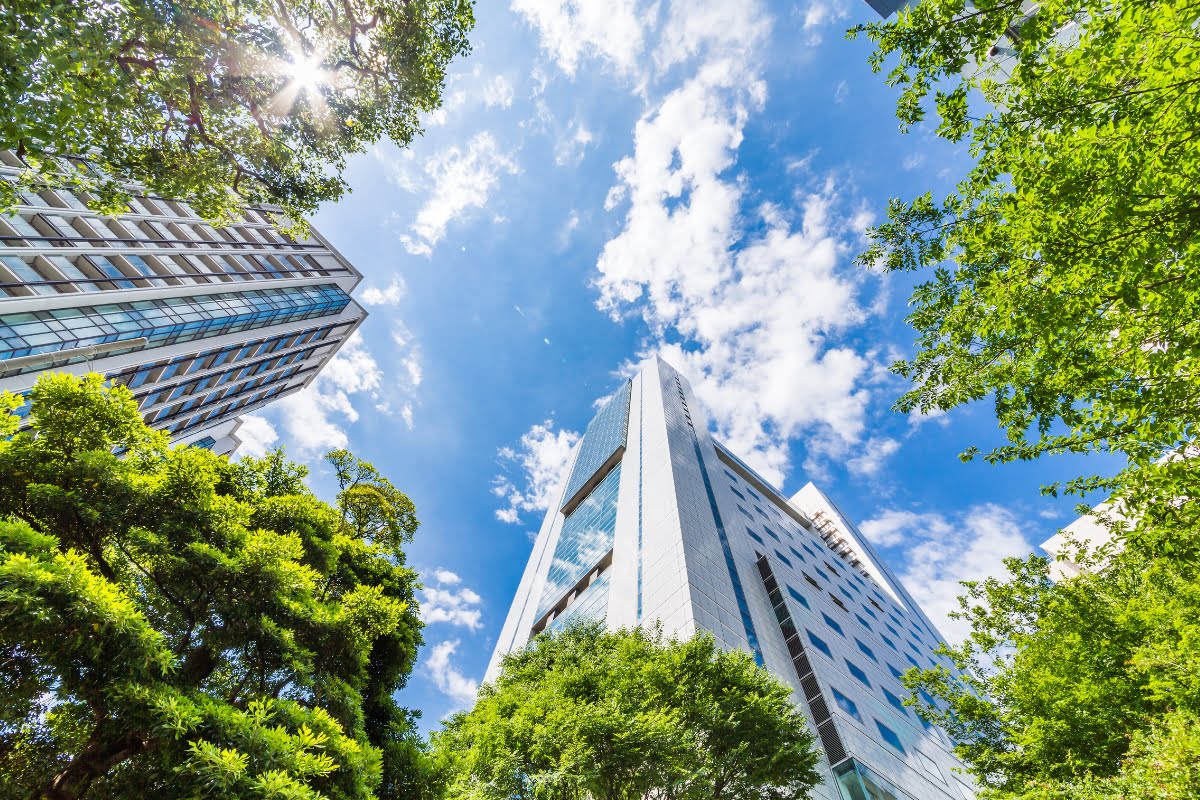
0,151,365,455
489,357,979,800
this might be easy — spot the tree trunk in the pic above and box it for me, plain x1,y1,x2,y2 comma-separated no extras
41,730,153,800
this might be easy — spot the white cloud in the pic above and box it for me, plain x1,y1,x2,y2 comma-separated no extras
483,75,515,109
555,118,595,166
859,505,1036,642
902,152,926,171
426,640,479,707
493,420,580,523
596,60,882,485
434,568,461,585
845,436,901,476
834,80,849,104
421,569,484,630
398,132,520,257
272,333,384,454
359,275,407,306
796,0,850,44
235,415,279,457
511,0,655,77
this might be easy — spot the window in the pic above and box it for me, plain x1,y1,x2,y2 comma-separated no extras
840,587,855,603
802,572,822,591
830,593,849,612
882,635,898,651
845,659,872,687
775,550,793,568
887,664,904,681
738,505,751,518
806,630,832,659
731,487,745,500
855,613,872,630
885,622,899,637
855,639,878,662
764,526,781,541
883,689,909,716
831,688,862,722
862,604,877,619
822,613,844,637
875,721,906,754
789,546,806,562
787,586,810,610
824,561,841,577
747,529,764,545
906,654,921,670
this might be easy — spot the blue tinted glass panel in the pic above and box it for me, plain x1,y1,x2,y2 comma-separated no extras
876,721,906,754
547,571,611,633
857,639,878,662
846,659,872,687
831,687,862,722
806,630,832,658
560,382,631,509
823,612,845,637
0,284,350,366
884,689,909,716
787,586,810,609
537,463,621,619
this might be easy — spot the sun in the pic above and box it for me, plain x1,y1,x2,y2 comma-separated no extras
287,55,326,92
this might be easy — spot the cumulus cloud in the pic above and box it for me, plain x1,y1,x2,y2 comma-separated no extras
235,415,279,457
859,505,1037,642
596,62,883,485
426,640,479,707
421,568,484,630
493,420,580,524
398,132,520,257
359,275,406,306
796,0,850,44
272,333,384,454
511,0,655,77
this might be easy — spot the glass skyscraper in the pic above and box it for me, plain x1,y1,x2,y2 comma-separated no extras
489,357,980,800
0,150,366,455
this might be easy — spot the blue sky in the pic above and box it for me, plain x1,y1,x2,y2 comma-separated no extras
238,0,1114,729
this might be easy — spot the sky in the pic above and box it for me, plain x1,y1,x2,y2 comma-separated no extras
235,0,1115,729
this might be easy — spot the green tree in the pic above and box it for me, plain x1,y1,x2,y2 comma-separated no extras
430,622,821,800
900,546,1200,799
1,0,474,223
0,373,427,800
853,0,1200,558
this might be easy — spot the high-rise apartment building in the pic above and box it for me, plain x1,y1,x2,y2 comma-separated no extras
0,151,365,455
489,357,979,800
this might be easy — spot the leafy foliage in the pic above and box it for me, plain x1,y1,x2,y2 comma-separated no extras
0,373,426,800
853,0,1200,558
901,547,1200,799
0,0,474,223
431,622,821,800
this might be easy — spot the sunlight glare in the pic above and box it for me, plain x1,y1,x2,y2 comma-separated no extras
288,56,325,92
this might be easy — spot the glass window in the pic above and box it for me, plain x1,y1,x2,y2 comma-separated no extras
806,630,832,659
831,687,862,722
856,639,878,662
789,546,806,562
875,720,906,754
822,612,844,637
747,528,764,545
855,613,872,630
882,635,898,651
883,689,909,716
845,659,871,687
787,586,810,609
775,550,792,568
1,256,55,295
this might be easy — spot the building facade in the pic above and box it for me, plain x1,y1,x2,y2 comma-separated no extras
0,151,366,455
488,357,979,800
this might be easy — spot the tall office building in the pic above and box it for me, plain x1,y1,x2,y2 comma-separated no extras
489,357,979,800
0,151,366,455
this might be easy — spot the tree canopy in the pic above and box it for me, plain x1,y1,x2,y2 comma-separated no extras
0,373,427,800
853,0,1200,558
0,0,474,223
430,622,821,800
900,546,1200,799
